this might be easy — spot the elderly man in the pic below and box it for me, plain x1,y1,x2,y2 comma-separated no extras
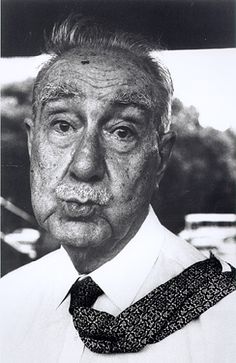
1,16,236,363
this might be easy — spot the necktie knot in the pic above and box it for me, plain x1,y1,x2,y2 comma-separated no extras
69,276,103,314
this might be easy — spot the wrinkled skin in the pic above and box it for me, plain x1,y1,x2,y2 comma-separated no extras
26,49,174,273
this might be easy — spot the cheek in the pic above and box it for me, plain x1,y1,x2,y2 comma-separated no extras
109,148,159,203
30,140,72,223
30,139,71,184
31,148,56,189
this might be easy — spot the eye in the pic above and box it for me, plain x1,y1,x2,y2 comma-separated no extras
113,126,134,140
52,120,74,134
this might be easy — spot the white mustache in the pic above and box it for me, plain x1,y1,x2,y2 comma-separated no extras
55,184,112,205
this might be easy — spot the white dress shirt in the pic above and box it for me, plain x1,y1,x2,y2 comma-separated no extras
0,207,236,363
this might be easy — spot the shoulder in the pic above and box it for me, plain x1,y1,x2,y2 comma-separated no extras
0,248,73,358
0,248,61,286
0,249,62,311
161,226,236,309
0,248,71,346
161,226,206,268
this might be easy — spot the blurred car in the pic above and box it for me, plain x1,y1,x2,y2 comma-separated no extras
179,214,236,259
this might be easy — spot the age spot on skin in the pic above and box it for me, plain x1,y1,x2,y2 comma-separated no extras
81,60,90,65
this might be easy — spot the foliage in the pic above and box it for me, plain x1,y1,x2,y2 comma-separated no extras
1,80,33,232
154,99,236,232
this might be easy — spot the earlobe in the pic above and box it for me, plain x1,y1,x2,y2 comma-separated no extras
156,131,176,185
24,118,34,158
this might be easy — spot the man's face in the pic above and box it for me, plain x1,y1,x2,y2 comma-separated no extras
28,49,171,258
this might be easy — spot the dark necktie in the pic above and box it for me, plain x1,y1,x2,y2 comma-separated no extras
69,256,236,354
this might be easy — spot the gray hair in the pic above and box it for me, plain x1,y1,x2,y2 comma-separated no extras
33,14,173,134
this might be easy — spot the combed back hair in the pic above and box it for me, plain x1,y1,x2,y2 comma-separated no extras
33,14,173,134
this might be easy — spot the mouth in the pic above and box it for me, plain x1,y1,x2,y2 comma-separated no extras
61,200,97,220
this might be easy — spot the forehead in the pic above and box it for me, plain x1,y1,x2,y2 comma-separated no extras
36,49,156,109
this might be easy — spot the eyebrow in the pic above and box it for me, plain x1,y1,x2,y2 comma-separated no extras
37,83,154,113
38,83,86,106
108,90,154,112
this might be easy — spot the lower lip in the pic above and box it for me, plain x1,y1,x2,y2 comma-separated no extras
62,202,96,219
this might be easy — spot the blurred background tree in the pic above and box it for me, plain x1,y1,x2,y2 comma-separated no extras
1,79,34,233
155,98,236,233
1,79,236,240
1,79,35,274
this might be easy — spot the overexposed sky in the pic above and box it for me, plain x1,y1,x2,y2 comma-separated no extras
156,48,236,131
1,49,236,131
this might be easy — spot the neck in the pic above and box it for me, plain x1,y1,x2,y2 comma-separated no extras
62,210,148,274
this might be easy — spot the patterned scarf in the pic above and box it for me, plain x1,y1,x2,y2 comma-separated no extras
69,255,236,354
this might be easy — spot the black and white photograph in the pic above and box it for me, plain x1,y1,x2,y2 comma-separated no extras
1,0,236,362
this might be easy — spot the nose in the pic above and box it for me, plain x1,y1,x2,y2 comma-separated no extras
69,131,105,182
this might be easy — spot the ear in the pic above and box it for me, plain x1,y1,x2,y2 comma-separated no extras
24,118,34,158
156,131,176,185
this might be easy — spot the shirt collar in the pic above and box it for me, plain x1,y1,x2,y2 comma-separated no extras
55,247,80,307
58,206,164,311
90,206,164,311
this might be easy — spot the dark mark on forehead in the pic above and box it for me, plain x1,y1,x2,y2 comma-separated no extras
81,60,90,65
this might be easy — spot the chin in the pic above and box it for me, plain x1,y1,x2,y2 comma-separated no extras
47,216,113,249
